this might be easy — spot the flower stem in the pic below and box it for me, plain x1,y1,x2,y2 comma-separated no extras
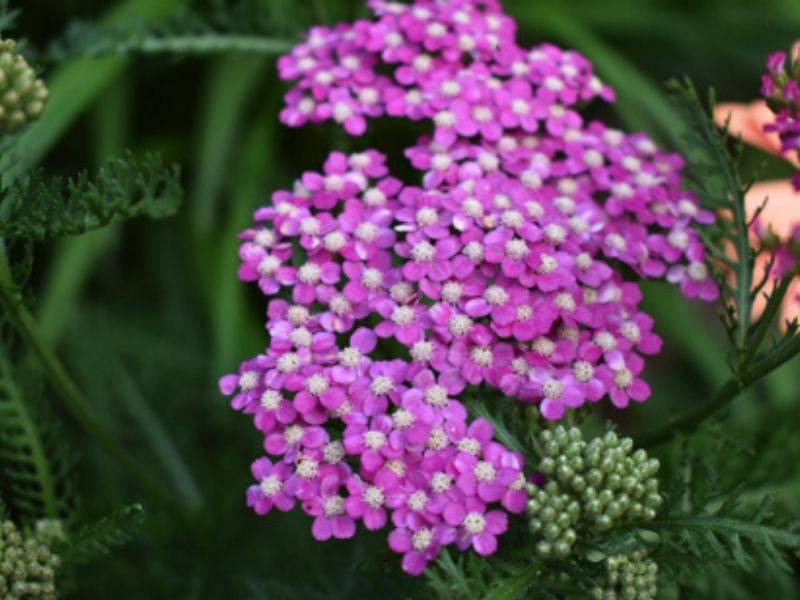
638,335,800,447
0,251,184,516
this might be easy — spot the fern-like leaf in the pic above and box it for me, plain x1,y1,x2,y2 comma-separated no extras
0,355,74,522
61,504,146,565
0,153,182,241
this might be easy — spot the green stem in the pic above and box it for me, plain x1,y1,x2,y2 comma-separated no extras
118,35,295,56
0,252,183,516
638,335,800,447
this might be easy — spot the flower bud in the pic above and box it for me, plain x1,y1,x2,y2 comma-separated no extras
0,39,48,134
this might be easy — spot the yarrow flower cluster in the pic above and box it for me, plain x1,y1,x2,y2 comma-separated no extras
0,39,48,135
525,428,661,559
0,520,60,600
591,549,658,600
221,0,715,575
761,48,800,190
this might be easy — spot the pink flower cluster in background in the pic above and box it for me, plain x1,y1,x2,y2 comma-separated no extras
762,48,800,190
221,0,717,574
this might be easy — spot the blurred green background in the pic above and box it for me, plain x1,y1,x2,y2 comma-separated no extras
6,0,800,597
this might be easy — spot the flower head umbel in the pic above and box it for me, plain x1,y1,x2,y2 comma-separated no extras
221,0,717,575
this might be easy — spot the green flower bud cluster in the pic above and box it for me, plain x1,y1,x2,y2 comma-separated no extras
0,39,48,134
525,427,662,559
591,549,658,600
0,520,60,599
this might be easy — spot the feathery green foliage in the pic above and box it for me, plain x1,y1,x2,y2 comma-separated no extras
0,355,73,523
61,504,145,565
0,153,182,241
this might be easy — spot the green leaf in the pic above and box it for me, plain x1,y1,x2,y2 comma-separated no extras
0,152,182,241
0,354,74,522
62,503,146,565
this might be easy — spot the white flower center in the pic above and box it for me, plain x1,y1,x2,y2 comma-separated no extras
545,224,567,244
364,486,385,509
412,528,433,552
434,110,456,128
614,368,633,389
538,254,558,274
261,390,282,410
323,231,347,251
484,286,508,306
390,282,414,302
298,263,322,284
542,379,564,400
391,306,415,327
474,461,497,482
473,106,493,123
441,281,463,304
458,437,481,455
355,222,378,243
688,262,708,281
329,295,352,315
470,346,493,367
287,306,310,324
512,357,530,376
501,210,524,230
300,217,321,236
257,256,281,277
620,321,641,343
516,305,533,321
339,347,362,369
430,472,452,493
605,233,627,252
371,376,394,396
575,252,593,271
505,238,529,260
555,293,576,312
532,337,554,356
285,425,304,446
277,353,301,373
411,241,435,263
463,512,486,535
323,441,345,464
392,409,414,429
333,102,353,123
441,80,461,96
424,385,449,407
290,327,312,347
407,490,429,511
573,360,594,383
364,430,387,450
431,154,452,172
410,340,434,362
427,427,449,450
448,314,473,337
416,207,439,227
260,474,282,497
594,331,617,351
512,98,530,115
306,374,329,396
363,187,387,207
239,371,259,391
323,495,345,517
464,241,485,262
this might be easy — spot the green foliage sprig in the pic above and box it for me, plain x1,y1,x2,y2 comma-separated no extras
0,153,182,241
638,80,800,446
0,355,74,523
60,504,145,566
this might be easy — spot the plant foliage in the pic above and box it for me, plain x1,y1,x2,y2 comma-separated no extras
0,153,182,241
